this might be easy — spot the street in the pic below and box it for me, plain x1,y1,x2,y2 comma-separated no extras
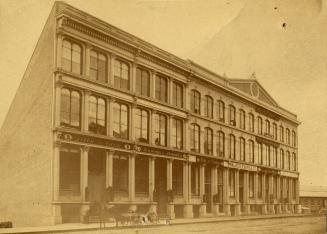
62,215,326,234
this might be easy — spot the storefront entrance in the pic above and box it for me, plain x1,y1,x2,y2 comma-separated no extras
155,158,167,216
88,149,106,203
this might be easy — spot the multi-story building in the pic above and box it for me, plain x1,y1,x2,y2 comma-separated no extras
0,2,300,227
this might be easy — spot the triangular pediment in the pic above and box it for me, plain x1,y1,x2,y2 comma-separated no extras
229,79,279,107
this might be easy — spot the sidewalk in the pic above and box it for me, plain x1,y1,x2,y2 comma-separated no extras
0,213,313,234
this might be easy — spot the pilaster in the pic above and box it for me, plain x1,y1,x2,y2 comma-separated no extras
81,146,89,201
129,154,135,201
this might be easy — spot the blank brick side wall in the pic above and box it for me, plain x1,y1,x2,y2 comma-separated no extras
0,7,56,227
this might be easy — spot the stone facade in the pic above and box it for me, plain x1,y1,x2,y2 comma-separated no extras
0,2,300,227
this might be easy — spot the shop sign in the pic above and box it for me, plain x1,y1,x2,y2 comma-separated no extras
57,131,185,158
279,171,299,178
223,161,258,171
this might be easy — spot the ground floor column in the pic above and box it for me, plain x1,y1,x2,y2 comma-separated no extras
106,150,114,188
80,146,90,221
223,168,231,216
52,142,62,224
261,174,267,214
243,171,250,215
268,175,275,214
148,157,156,213
235,170,240,216
212,166,219,216
276,176,282,214
183,162,193,218
198,163,206,216
166,159,175,218
129,154,135,202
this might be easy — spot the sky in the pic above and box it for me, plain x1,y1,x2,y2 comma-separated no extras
0,0,326,187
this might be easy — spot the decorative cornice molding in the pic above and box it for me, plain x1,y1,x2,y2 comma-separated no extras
61,17,188,77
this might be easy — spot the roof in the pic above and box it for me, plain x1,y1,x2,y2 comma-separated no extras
300,186,327,197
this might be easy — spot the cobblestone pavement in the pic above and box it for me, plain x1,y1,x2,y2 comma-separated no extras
62,216,326,234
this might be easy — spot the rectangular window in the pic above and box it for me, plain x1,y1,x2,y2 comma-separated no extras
204,128,213,155
172,82,183,108
113,155,129,193
135,157,149,195
240,138,245,161
229,170,235,197
59,148,80,196
172,161,183,195
171,118,183,149
88,96,106,135
62,40,82,75
155,76,168,102
190,90,201,114
249,140,254,163
229,105,236,126
61,88,81,129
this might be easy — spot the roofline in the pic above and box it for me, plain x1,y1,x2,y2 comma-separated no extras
55,1,299,124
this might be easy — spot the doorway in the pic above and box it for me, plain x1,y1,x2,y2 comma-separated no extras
88,149,106,203
155,158,167,216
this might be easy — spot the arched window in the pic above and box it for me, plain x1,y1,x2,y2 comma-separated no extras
249,113,254,133
113,103,129,139
273,123,277,140
265,119,270,136
62,40,82,74
239,109,246,129
218,100,225,122
229,134,236,159
280,126,284,142
257,116,263,135
204,127,213,155
90,50,107,82
136,67,150,97
155,75,168,102
134,108,149,143
190,90,201,114
248,140,254,163
280,149,284,169
60,88,81,129
229,105,236,126
204,95,213,119
240,137,245,161
154,113,167,146
190,124,200,153
292,130,296,147
286,128,290,145
217,131,225,157
114,60,130,90
88,95,106,135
